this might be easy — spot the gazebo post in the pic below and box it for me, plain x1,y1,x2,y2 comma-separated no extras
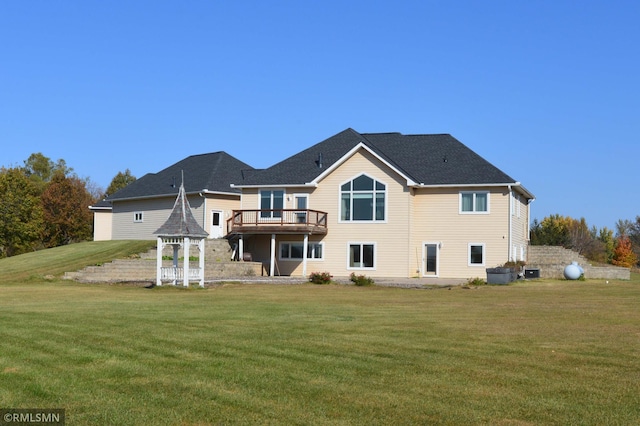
156,237,163,287
183,237,190,287
172,244,179,286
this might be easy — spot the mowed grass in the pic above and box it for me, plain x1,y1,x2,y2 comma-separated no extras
0,244,639,425
0,240,156,284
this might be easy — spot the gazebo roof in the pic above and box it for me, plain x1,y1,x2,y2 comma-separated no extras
154,179,209,239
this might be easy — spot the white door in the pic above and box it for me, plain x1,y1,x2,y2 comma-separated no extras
293,194,308,223
210,210,223,238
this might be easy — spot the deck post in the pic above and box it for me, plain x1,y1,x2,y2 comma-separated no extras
270,234,276,277
302,233,309,277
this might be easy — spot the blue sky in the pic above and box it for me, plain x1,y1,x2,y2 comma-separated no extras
1,1,638,231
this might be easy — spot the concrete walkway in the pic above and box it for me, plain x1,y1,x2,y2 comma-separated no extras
205,276,467,288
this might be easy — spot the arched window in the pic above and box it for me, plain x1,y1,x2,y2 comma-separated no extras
340,174,386,221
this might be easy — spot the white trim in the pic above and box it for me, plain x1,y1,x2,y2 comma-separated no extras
293,193,310,224
231,183,317,189
422,242,440,277
209,209,224,238
312,142,418,186
278,240,324,261
468,243,486,267
109,190,240,202
347,241,377,270
231,142,418,189
418,182,535,200
338,173,388,223
259,188,286,220
459,191,490,214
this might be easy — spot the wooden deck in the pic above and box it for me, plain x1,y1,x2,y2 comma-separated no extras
226,209,328,235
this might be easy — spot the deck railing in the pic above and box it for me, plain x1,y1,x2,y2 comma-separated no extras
227,209,328,234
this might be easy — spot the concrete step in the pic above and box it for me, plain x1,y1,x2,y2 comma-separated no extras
64,238,264,283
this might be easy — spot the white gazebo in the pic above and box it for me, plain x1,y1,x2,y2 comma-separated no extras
154,178,209,288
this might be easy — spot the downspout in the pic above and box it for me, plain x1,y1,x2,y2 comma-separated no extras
409,187,415,276
508,185,513,262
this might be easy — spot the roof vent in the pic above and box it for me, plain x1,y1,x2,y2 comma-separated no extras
317,153,323,169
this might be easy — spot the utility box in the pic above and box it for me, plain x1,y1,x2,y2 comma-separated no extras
524,268,540,279
486,267,517,284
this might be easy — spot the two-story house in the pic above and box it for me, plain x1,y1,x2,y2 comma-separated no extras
227,128,534,279
91,128,534,280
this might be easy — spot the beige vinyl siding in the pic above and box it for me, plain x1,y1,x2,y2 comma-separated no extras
411,187,511,278
510,191,530,261
238,148,528,280
112,195,206,240
92,211,113,241
203,194,241,237
296,149,411,278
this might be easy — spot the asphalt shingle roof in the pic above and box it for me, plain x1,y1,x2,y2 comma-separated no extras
236,128,518,187
105,151,253,201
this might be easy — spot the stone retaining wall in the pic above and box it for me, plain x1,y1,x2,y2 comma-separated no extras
527,246,630,280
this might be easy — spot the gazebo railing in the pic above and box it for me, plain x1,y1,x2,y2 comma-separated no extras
160,267,202,281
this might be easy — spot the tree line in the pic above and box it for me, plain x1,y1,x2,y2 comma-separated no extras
530,214,639,268
0,153,135,258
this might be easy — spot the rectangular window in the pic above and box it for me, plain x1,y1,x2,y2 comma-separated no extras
134,212,143,223
348,243,375,269
279,242,323,260
260,190,284,219
469,243,485,266
460,192,489,213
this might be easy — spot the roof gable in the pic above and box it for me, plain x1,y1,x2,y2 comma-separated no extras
235,128,520,189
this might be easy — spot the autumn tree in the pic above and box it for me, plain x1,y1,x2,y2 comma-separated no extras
41,172,95,247
530,214,572,247
22,152,72,192
597,227,615,264
566,217,599,256
104,169,136,198
0,167,44,257
612,235,638,268
615,218,640,266
531,214,620,264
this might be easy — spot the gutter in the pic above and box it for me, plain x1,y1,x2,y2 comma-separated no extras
416,182,535,201
107,189,240,202
230,183,318,189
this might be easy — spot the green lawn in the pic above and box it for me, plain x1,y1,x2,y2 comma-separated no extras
0,244,639,425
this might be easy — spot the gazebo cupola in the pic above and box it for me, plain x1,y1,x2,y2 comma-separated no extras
154,176,209,288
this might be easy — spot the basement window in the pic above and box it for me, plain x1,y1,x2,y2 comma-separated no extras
468,243,485,266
